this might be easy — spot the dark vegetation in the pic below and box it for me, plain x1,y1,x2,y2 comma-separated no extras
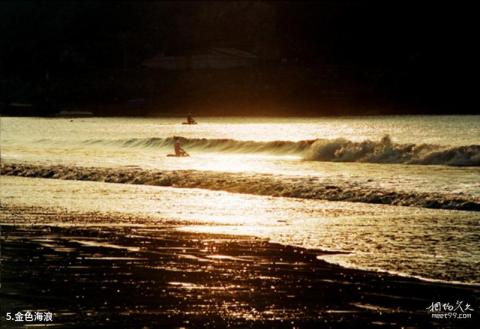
0,1,476,116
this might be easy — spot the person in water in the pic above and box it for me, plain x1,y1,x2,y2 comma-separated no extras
174,138,189,156
186,113,196,124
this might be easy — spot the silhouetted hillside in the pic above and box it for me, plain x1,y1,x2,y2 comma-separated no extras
1,1,476,116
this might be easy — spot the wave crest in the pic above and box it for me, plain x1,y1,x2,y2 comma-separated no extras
83,135,480,166
304,136,480,166
2,163,479,211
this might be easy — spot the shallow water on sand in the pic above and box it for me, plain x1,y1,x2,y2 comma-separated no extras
2,176,479,284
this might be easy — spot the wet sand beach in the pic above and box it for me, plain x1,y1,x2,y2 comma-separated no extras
1,205,478,328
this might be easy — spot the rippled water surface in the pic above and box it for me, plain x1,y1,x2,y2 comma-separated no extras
2,116,480,196
1,116,479,284
2,176,479,284
2,116,479,144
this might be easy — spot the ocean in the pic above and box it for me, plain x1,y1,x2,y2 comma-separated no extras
1,115,479,284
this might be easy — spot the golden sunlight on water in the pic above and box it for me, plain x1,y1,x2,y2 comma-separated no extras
2,176,479,284
2,116,479,145
2,117,479,199
2,3,479,326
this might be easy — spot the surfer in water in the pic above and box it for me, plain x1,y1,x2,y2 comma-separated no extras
174,137,189,157
185,113,196,125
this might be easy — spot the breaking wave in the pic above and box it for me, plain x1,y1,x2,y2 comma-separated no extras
81,135,480,167
2,163,479,211
304,136,480,166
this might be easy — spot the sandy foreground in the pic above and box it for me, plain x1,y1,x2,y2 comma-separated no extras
0,205,478,328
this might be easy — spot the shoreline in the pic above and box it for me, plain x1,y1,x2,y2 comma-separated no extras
316,254,480,288
1,205,478,328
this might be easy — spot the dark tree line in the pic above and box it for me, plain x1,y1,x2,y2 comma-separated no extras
0,1,476,115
